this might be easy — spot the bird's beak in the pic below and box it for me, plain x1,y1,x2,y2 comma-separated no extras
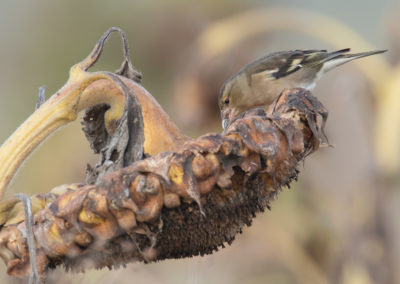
222,119,229,131
220,108,229,131
221,107,238,131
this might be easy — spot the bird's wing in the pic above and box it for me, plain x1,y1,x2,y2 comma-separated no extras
245,49,351,84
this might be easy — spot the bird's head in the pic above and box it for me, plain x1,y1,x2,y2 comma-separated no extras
218,78,239,131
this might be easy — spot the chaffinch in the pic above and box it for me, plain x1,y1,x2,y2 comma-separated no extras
219,48,386,130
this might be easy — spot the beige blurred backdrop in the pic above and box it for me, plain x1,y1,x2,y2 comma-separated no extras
1,0,399,283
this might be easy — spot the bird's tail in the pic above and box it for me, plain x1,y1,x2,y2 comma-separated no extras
322,49,387,72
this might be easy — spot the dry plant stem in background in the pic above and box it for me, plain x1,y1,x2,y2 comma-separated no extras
0,28,328,281
15,194,41,284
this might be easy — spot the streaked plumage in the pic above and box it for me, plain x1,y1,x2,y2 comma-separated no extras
219,48,386,130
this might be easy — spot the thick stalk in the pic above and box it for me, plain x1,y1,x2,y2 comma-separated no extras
0,72,126,200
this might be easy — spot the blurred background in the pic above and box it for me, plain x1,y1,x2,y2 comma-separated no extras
0,0,399,283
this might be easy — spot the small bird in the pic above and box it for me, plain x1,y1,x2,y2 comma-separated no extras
219,48,386,130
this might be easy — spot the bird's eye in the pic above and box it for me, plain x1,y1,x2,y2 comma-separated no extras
224,98,229,104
